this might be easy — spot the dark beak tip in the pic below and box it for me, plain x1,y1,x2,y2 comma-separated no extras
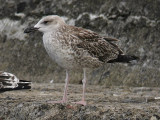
24,27,38,33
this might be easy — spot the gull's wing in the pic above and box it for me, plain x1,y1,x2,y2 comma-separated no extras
69,26,123,62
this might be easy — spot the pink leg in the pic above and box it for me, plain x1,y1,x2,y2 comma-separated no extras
72,68,87,106
48,70,69,104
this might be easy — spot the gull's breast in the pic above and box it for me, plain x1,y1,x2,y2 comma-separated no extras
43,33,77,69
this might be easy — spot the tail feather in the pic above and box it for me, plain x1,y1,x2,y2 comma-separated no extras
108,54,139,63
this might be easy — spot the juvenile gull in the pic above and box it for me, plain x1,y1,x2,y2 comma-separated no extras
24,15,138,105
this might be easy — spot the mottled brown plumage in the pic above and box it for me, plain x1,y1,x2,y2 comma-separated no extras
57,25,123,68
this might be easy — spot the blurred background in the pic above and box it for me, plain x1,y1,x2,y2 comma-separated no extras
0,0,160,87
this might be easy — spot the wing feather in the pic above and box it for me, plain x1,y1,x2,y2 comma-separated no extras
103,37,119,42
69,26,123,62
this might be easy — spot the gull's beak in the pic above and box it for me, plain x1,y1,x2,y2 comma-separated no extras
24,27,39,33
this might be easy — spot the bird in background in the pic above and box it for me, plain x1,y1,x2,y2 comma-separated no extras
24,15,138,106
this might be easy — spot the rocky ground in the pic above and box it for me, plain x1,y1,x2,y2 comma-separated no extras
0,83,160,120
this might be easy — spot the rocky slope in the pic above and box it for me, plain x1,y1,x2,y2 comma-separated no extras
0,0,160,86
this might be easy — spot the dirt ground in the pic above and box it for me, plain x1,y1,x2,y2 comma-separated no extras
0,83,160,120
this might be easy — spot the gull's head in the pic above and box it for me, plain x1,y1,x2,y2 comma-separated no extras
24,15,66,33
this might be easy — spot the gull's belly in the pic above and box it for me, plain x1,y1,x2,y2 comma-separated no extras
47,47,76,69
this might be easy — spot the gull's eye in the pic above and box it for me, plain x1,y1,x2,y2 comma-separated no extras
42,21,49,24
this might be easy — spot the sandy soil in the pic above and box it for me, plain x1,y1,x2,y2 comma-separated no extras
0,83,160,120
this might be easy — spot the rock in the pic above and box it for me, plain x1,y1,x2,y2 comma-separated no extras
0,0,160,86
0,83,160,119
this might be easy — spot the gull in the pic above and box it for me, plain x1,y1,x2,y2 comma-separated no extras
24,15,138,105
0,71,31,90
0,71,19,89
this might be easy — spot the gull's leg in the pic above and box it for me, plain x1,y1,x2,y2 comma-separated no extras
72,68,87,106
48,70,69,103
62,69,69,102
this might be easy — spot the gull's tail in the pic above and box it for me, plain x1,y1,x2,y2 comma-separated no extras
108,54,139,63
